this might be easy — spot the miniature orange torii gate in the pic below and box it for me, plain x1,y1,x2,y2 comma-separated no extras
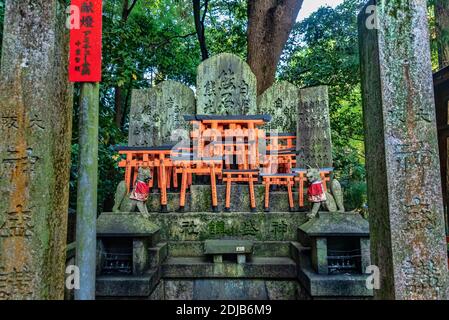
116,146,175,212
173,156,223,212
184,115,271,211
184,114,271,166
263,132,297,173
115,115,333,212
260,173,296,212
292,167,333,208
266,132,296,151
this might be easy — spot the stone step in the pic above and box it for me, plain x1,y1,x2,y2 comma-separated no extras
167,240,292,258
161,256,297,279
145,184,310,213
159,279,299,300
96,267,161,298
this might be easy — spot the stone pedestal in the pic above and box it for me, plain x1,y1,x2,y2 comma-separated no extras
359,0,449,299
204,239,253,264
297,86,333,168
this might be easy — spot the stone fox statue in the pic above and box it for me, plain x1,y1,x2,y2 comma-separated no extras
113,167,152,216
306,168,345,220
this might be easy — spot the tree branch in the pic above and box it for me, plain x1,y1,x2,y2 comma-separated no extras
148,32,197,49
201,0,209,24
121,0,138,22
193,0,209,60
127,0,139,16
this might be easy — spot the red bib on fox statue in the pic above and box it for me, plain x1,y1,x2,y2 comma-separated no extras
307,181,326,203
130,180,150,202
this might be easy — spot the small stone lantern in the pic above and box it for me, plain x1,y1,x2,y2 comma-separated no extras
96,213,161,276
298,212,370,275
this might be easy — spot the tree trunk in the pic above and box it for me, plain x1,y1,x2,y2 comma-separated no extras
193,0,209,60
122,0,130,21
114,85,124,128
0,0,73,299
247,0,304,95
436,0,449,69
114,0,137,129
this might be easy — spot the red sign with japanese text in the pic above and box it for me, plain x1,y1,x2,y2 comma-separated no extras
69,0,102,82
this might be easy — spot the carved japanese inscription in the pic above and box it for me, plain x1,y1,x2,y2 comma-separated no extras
0,1,73,300
0,265,34,299
197,53,257,115
129,81,195,147
358,0,449,299
297,86,333,168
171,217,296,241
257,81,299,133
401,258,444,299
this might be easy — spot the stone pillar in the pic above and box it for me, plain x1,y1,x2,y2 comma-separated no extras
359,0,449,299
257,81,299,133
0,0,73,299
133,239,149,275
296,86,333,168
311,238,328,275
360,238,371,274
196,53,257,115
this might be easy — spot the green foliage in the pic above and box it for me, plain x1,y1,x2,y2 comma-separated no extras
68,0,372,211
0,0,442,214
428,2,445,70
102,0,200,88
70,0,248,211
206,0,247,59
0,0,439,213
66,0,440,213
278,0,440,210
280,0,367,209
344,181,367,212
92,0,201,211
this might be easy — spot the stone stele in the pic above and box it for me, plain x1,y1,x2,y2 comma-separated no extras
0,0,73,300
359,0,449,299
129,80,195,147
296,86,333,168
257,81,299,133
196,53,257,115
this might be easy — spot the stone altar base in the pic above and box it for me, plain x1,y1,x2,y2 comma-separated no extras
95,212,373,300
119,184,309,213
